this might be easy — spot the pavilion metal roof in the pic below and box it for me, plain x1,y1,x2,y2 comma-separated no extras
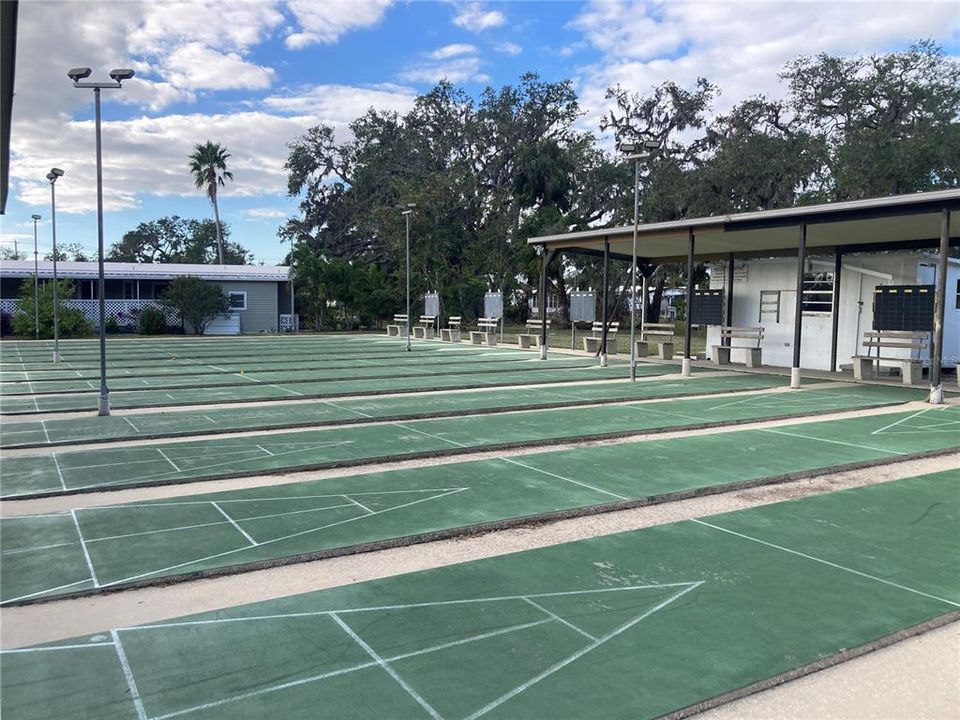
528,189,960,263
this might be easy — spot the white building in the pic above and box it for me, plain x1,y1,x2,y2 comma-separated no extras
706,254,960,370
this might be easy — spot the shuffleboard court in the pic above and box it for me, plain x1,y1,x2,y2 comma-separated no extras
2,471,956,719
0,374,790,448
0,356,605,396
0,347,540,383
0,385,938,498
0,362,654,415
3,407,958,603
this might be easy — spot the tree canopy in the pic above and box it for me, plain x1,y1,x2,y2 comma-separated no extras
281,42,959,325
108,216,252,264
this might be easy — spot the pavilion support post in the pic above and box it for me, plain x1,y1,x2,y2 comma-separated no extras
600,238,610,367
791,223,808,388
724,253,734,346
682,229,694,376
829,251,842,372
538,247,554,360
929,208,950,404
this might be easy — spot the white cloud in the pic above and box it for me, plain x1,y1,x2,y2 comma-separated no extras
244,207,288,219
569,0,960,138
263,83,417,124
284,0,393,48
492,41,522,56
430,43,478,60
163,43,276,91
399,57,489,84
451,2,506,32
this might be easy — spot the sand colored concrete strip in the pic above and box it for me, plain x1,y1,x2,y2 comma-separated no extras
1,471,956,719
0,384,936,498
2,407,957,604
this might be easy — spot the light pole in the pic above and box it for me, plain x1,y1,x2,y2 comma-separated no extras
69,66,134,416
619,139,661,381
31,213,41,340
397,203,416,352
47,168,64,362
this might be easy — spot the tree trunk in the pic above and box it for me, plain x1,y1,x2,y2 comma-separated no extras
211,185,224,264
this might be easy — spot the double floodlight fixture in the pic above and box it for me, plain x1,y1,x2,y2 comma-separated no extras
68,66,135,88
396,202,416,216
47,167,64,182
619,138,662,160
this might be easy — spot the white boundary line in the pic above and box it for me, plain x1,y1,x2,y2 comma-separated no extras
464,582,704,719
343,495,374,514
691,519,960,608
40,419,51,444
523,597,596,640
759,427,908,456
211,502,258,546
500,457,628,501
70,509,99,588
111,629,148,720
123,417,140,433
1,642,115,654
156,448,182,472
330,613,445,720
52,453,66,491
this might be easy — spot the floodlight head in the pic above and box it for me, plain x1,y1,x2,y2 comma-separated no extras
618,142,639,153
109,68,135,82
643,139,662,150
31,214,41,220
67,67,92,82
48,168,65,181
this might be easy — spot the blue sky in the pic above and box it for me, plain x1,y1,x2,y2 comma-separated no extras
4,0,959,265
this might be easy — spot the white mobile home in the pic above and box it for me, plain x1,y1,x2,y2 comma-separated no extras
706,253,960,371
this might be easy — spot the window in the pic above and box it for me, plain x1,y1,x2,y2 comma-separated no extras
801,272,834,314
228,291,247,311
956,279,959,310
122,281,135,299
759,290,780,322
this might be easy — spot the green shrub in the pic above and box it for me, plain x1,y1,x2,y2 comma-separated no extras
11,277,93,338
105,316,121,333
137,305,168,335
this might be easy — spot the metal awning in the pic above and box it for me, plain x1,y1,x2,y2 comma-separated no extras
528,189,960,262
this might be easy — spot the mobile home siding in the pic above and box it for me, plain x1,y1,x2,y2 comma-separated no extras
217,281,279,333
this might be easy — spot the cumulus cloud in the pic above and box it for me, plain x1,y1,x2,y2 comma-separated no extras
429,43,478,60
568,0,960,137
492,41,522,56
263,84,417,123
451,2,506,32
399,57,489,84
244,207,289,219
284,0,393,48
163,43,275,91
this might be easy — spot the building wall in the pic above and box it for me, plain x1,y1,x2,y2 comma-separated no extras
707,254,960,370
217,281,279,333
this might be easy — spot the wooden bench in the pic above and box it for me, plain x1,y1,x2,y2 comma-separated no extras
470,317,500,346
413,315,437,339
711,327,764,367
386,314,408,337
852,330,927,385
517,319,550,349
635,322,676,360
583,321,619,354
440,316,462,342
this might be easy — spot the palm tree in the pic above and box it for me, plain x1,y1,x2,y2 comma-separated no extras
188,141,233,264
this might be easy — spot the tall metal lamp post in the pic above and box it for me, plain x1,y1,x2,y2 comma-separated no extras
397,203,416,352
47,168,64,362
618,139,661,381
31,213,41,340
68,66,134,416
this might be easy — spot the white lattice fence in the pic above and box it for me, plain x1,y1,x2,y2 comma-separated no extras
0,299,180,328
280,313,299,332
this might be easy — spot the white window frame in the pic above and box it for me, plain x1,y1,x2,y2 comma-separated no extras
228,291,247,311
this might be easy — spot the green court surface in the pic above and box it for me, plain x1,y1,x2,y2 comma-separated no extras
0,347,542,383
0,362,655,414
2,471,956,719
0,385,936,498
0,374,790,448
3,407,957,603
0,356,610,396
